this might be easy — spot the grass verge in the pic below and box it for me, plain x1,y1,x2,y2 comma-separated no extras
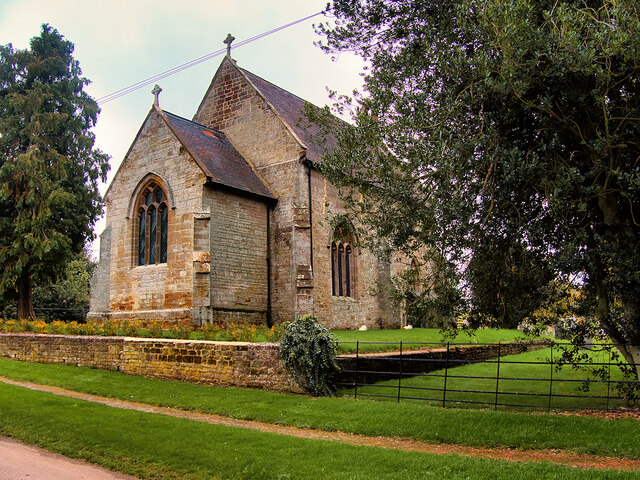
2,382,637,479
0,357,637,460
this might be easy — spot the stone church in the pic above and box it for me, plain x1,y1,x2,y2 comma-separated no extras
89,54,401,329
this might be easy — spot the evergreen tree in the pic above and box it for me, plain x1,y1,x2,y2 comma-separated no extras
316,0,640,375
0,24,109,319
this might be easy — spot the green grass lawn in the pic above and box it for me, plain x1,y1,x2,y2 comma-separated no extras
1,381,635,480
332,328,545,353
348,347,632,411
0,357,638,460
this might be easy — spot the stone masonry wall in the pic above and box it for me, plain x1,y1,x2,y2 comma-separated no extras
204,188,269,324
89,108,207,324
311,170,400,330
194,59,401,329
89,225,111,313
0,333,295,392
194,59,305,325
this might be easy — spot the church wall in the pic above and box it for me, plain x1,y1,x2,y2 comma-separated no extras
94,111,207,324
309,168,400,329
194,61,308,325
201,187,269,325
89,225,111,313
193,60,400,328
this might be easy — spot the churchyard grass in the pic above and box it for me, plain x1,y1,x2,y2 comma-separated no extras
332,328,539,353
0,357,638,460
352,347,631,411
1,381,635,480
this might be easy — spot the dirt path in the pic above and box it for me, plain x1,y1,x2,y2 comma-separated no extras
0,436,138,480
1,376,638,472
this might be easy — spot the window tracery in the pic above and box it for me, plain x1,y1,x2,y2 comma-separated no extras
136,181,168,266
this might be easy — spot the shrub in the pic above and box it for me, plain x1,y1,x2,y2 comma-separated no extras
229,323,257,342
279,314,340,396
148,321,164,339
263,324,286,343
203,323,220,341
121,321,139,337
172,323,193,340
100,319,118,336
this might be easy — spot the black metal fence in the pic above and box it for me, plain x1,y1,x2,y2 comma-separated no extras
335,341,640,412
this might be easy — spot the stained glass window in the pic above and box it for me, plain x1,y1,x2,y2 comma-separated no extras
138,208,145,266
160,204,168,263
136,181,169,266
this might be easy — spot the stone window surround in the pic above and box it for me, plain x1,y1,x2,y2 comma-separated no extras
330,223,358,299
128,173,174,269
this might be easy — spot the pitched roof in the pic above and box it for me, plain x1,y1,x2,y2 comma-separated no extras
159,107,275,201
239,67,340,164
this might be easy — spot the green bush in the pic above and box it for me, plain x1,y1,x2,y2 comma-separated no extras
279,314,340,396
147,321,164,339
263,324,286,343
120,321,139,337
172,323,193,340
203,323,220,340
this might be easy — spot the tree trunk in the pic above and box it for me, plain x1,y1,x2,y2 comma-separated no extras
597,283,640,380
17,274,36,320
621,294,640,380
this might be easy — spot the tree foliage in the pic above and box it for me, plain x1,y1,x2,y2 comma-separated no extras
32,251,96,323
316,0,640,375
0,251,95,322
0,24,109,318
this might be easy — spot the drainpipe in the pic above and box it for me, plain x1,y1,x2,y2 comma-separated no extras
266,204,272,327
303,157,314,274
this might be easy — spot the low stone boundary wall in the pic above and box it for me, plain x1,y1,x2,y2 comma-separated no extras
0,333,295,393
337,342,548,385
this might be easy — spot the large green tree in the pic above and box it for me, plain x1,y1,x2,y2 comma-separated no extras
316,0,640,375
0,25,109,319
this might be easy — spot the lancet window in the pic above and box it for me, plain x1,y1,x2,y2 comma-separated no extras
331,224,356,297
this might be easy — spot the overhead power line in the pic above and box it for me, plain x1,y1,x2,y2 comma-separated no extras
97,11,324,105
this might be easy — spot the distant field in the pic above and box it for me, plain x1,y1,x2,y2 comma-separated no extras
331,328,543,353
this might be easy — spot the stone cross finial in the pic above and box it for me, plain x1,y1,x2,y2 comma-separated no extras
224,33,235,56
151,84,162,106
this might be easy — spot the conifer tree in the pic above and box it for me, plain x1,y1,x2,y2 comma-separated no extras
0,24,109,319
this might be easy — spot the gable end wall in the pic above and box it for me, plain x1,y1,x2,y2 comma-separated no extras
91,111,207,324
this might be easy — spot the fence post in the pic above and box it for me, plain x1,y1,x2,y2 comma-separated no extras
442,342,450,408
397,341,403,403
606,346,611,411
548,342,554,412
494,342,501,410
354,341,359,399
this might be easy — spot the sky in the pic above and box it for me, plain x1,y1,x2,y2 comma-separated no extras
0,0,365,258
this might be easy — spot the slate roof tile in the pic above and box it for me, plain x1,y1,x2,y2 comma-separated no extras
240,68,340,164
160,108,275,201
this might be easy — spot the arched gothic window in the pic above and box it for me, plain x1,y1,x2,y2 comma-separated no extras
136,181,168,266
331,223,356,297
